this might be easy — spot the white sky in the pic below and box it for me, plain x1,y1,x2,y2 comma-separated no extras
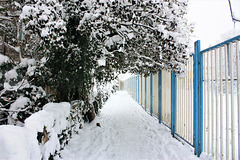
187,0,240,49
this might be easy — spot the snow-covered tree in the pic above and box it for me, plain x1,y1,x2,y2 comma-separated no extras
19,0,191,121
75,0,192,75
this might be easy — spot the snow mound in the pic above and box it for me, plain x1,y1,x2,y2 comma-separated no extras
0,102,71,160
43,102,71,134
24,110,54,133
0,125,41,160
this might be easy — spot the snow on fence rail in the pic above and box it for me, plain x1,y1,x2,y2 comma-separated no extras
123,35,240,160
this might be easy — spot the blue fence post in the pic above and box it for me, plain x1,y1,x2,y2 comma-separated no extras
150,74,153,116
197,41,203,157
171,71,177,136
145,77,147,111
193,40,203,157
158,70,162,123
193,42,199,156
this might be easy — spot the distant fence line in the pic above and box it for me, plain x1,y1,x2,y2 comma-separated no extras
123,35,240,160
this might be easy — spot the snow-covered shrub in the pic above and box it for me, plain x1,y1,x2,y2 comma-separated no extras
69,100,85,133
90,79,118,115
0,54,48,126
0,102,71,160
25,102,71,160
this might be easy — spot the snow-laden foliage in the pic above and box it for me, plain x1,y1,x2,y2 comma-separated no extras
20,0,191,103
21,0,191,75
20,0,66,59
20,0,66,47
0,54,48,125
75,0,192,75
20,0,119,105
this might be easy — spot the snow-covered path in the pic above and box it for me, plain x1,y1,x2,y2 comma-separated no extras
60,91,199,160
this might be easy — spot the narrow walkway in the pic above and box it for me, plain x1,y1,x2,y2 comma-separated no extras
60,91,199,160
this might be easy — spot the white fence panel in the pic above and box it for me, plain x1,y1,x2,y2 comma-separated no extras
162,70,171,127
153,73,159,117
202,39,240,160
176,56,194,145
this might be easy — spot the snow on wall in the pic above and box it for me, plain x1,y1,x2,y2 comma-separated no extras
0,102,71,160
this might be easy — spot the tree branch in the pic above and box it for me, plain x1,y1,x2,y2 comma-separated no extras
0,105,32,113
0,77,27,97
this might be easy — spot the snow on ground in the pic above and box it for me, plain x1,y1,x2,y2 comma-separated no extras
60,91,200,160
0,102,71,160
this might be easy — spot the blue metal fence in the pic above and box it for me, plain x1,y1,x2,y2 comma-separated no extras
171,72,177,136
123,35,240,159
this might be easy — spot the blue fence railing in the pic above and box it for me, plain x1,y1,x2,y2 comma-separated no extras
123,35,240,159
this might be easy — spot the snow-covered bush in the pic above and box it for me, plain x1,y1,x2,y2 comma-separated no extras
0,54,48,126
25,102,71,159
70,100,86,133
0,102,71,160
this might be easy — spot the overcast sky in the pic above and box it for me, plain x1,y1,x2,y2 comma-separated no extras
187,0,240,49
